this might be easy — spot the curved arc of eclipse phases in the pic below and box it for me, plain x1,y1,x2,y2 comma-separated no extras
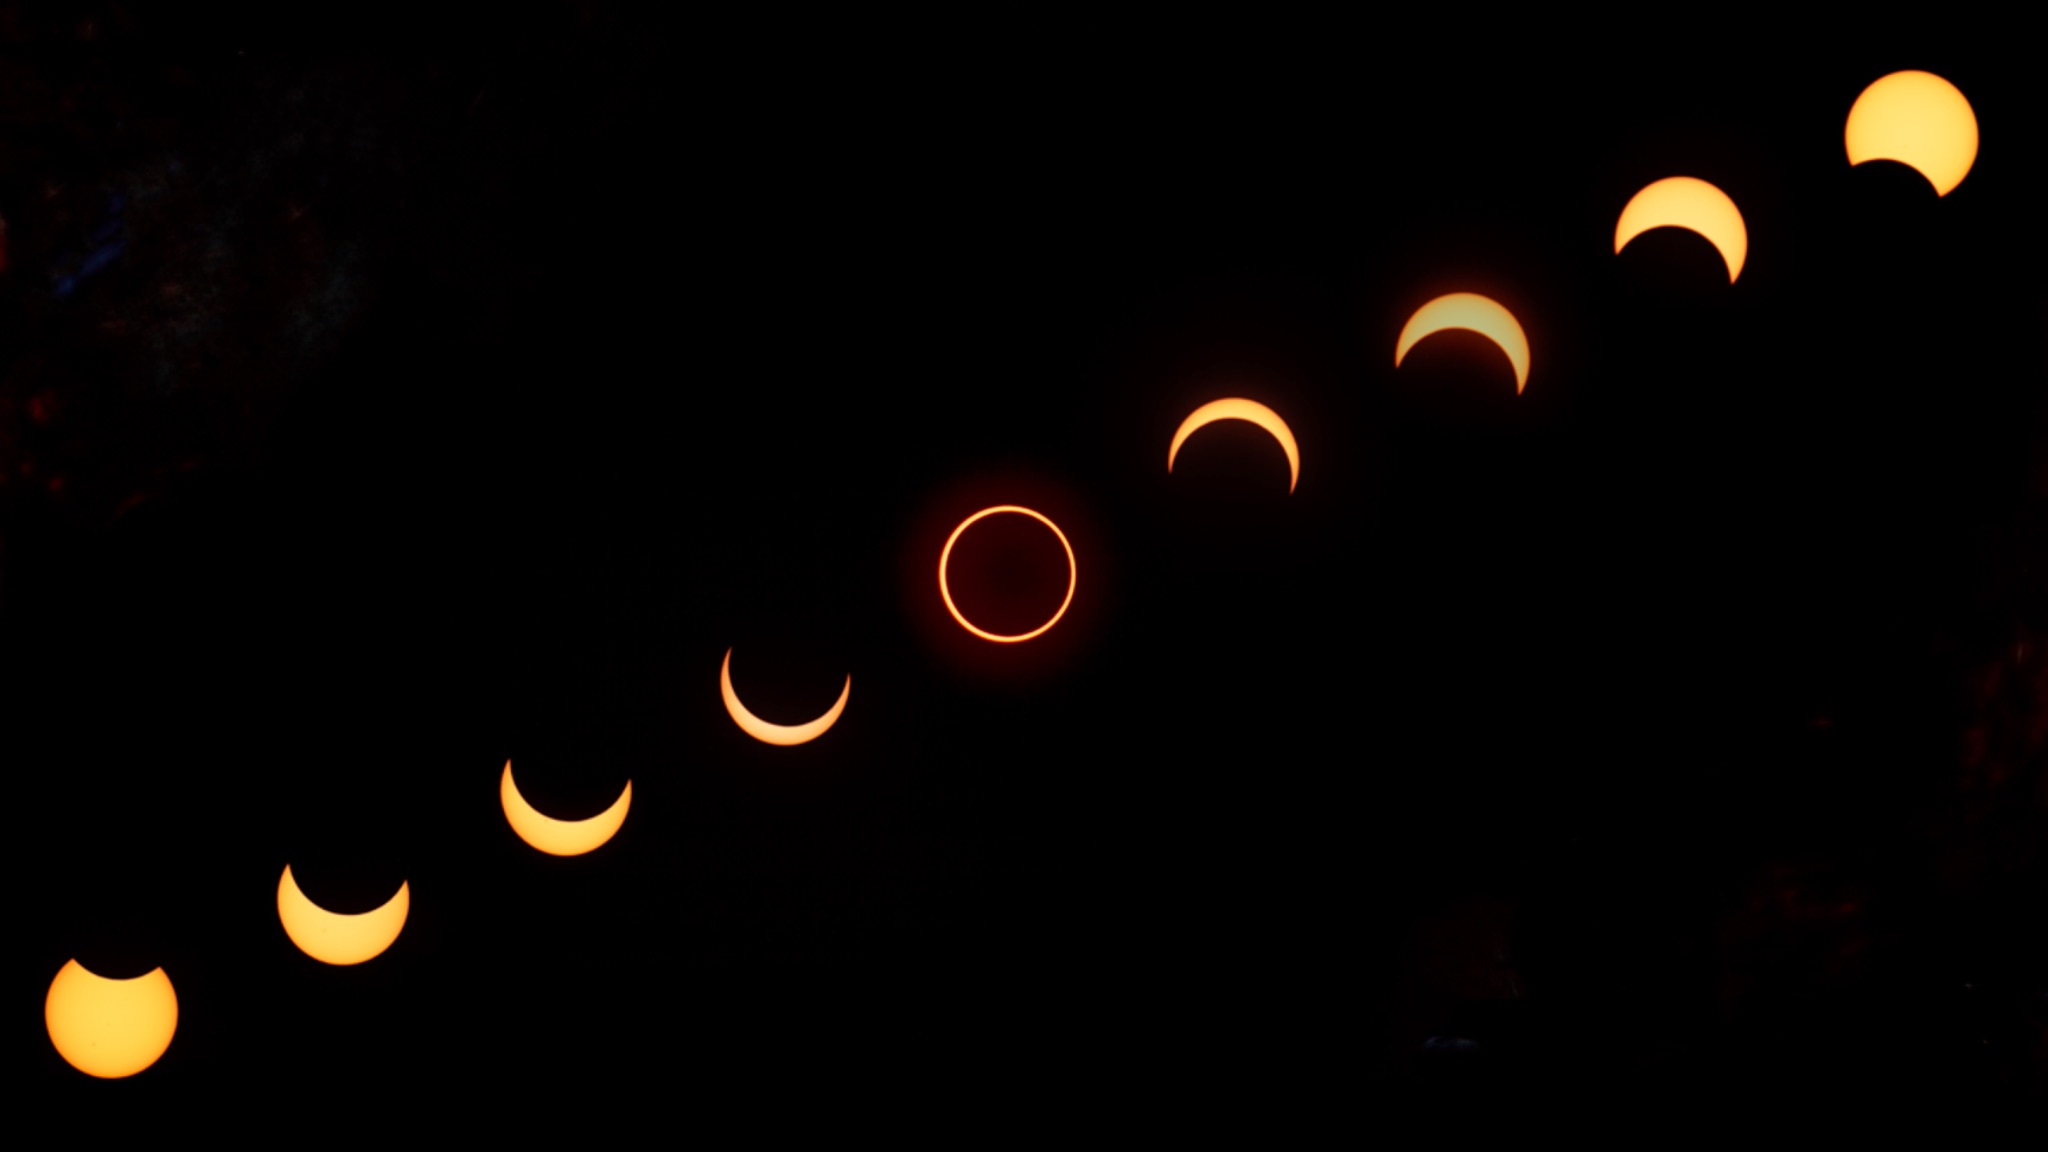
1614,175,1749,283
1394,292,1530,394
1167,398,1301,493
44,959,178,1079
276,864,410,966
500,761,631,856
937,505,1078,643
1844,69,1978,197
720,648,849,746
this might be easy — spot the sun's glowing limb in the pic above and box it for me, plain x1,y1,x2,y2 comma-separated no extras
277,865,409,966
720,649,849,746
1167,398,1301,493
501,761,631,856
938,505,1077,643
1845,70,1978,197
1614,176,1749,283
45,960,178,1079
1394,293,1530,394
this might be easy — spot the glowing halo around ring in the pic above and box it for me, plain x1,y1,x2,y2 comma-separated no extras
45,960,177,1079
938,505,1077,643
276,865,410,966
1167,398,1300,493
501,761,631,856
1614,176,1749,283
721,648,849,746
1394,293,1530,394
1845,70,1978,197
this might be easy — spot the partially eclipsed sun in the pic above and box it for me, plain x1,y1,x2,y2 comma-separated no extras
1395,293,1530,394
1615,176,1749,283
501,761,631,856
277,865,409,966
45,959,177,1079
1845,70,1978,197
721,648,849,746
1168,398,1300,493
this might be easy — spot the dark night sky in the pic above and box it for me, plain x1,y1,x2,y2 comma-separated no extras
4,10,2044,1121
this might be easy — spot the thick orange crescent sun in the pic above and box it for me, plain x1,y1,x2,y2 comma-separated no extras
276,865,410,966
1167,398,1300,493
1394,293,1530,394
1614,176,1749,283
720,648,850,746
501,761,632,856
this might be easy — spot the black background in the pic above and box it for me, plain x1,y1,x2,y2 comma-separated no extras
4,9,2044,1122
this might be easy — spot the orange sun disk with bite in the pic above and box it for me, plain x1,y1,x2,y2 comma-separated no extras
45,960,178,1079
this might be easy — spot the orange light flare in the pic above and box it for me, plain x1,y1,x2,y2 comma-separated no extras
1167,398,1300,493
1394,293,1530,394
720,648,850,746
1614,176,1749,283
501,761,631,855
938,505,1077,643
45,959,178,1079
1844,70,1978,197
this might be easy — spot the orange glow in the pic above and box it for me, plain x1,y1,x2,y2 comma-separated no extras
1394,293,1530,394
720,648,849,746
277,865,409,966
45,959,177,1079
938,505,1077,643
500,761,631,856
1614,176,1749,283
1845,70,1978,197
1167,398,1300,493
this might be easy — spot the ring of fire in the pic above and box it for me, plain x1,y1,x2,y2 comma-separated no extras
938,505,1077,643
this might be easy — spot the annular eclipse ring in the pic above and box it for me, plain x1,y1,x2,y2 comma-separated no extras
938,505,1076,643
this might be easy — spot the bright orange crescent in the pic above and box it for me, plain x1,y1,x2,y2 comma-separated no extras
1615,176,1748,283
1394,293,1530,394
1845,70,1978,197
1167,398,1300,493
277,864,409,966
45,959,178,1079
721,647,849,746
501,761,631,856
938,505,1077,643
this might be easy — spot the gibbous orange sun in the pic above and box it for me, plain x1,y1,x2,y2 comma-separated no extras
939,505,1077,643
1167,398,1300,493
1845,70,1978,197
501,761,631,856
1615,176,1749,283
277,864,410,966
45,959,177,1079
1394,293,1530,394
721,647,849,746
